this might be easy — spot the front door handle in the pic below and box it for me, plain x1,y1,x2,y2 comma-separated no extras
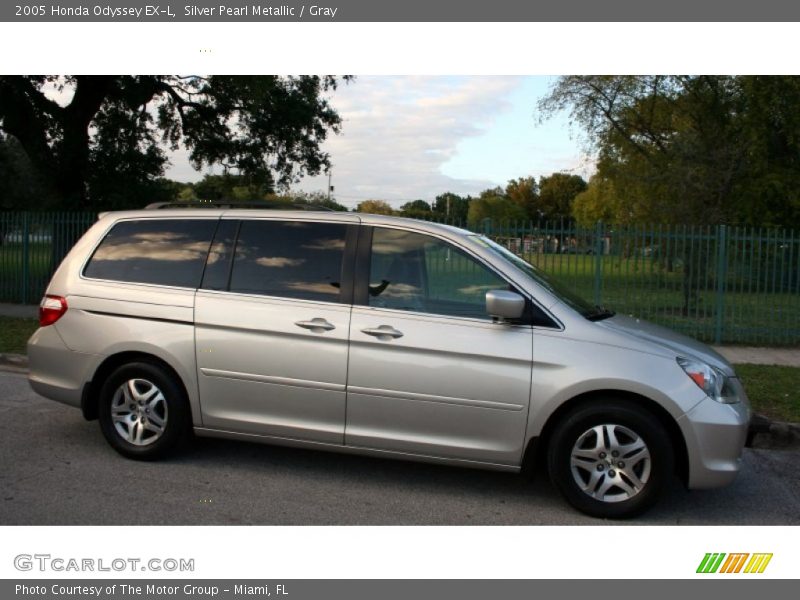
361,325,404,340
295,318,336,333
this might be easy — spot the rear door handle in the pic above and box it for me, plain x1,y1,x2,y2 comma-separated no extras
361,325,404,340
295,318,336,333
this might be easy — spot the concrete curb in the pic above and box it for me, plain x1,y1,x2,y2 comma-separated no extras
748,413,800,450
0,353,29,374
1,352,797,450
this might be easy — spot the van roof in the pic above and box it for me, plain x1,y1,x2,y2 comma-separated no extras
100,205,474,239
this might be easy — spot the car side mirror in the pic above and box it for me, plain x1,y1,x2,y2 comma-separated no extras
486,290,525,321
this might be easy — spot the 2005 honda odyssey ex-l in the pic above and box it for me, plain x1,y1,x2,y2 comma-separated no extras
28,205,751,518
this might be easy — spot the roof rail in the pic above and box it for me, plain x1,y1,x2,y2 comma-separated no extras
144,201,335,212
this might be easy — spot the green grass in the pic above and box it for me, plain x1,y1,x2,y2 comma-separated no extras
0,243,57,304
525,253,800,345
0,316,38,355
735,363,800,423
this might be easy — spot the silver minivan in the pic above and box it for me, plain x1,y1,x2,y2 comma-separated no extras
28,206,751,518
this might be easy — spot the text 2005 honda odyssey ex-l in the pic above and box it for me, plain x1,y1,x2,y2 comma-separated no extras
28,206,751,518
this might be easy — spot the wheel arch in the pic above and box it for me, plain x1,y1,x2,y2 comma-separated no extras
522,389,689,486
81,351,193,423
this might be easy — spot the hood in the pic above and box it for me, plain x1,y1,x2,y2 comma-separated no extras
595,314,733,374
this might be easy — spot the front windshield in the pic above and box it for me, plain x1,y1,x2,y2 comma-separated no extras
474,235,609,319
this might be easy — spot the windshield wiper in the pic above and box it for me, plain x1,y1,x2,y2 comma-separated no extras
585,306,616,321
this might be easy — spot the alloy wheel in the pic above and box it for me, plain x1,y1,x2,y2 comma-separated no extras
110,378,168,446
569,424,651,503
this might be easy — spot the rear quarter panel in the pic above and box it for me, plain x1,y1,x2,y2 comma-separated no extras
38,213,215,426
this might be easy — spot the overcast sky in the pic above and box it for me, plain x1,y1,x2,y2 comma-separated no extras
166,75,593,209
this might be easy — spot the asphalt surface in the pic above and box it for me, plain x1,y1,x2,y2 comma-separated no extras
1,371,799,525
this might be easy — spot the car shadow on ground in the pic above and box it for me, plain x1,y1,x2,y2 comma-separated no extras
3,405,798,526
160,431,797,525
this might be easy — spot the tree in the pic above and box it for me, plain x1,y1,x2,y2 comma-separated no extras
399,199,432,219
270,190,348,212
0,75,351,210
176,185,199,203
538,76,800,315
505,177,539,219
431,192,470,223
538,75,800,227
191,173,273,202
0,133,57,210
572,175,621,226
356,200,395,215
467,188,527,229
537,173,587,220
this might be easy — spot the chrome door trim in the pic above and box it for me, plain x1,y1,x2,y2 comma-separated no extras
346,385,525,412
200,367,346,393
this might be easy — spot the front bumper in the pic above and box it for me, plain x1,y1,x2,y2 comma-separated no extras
678,392,751,490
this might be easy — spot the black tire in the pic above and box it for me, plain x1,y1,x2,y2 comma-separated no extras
98,361,191,461
547,399,674,519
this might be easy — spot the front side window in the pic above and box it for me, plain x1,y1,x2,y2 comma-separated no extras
476,235,599,319
368,227,509,319
84,219,216,288
229,220,347,302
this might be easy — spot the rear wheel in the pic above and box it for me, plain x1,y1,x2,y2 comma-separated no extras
547,400,674,519
98,362,191,460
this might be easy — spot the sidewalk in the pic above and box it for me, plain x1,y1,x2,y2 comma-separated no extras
0,303,37,319
1,302,799,367
712,346,800,368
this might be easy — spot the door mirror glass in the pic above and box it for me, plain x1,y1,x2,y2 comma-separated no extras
486,290,525,321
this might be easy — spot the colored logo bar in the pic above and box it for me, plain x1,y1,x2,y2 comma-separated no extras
697,553,773,574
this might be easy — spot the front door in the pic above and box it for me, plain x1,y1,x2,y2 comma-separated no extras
345,226,532,466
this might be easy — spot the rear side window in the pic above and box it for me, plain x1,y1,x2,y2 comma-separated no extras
229,220,347,302
84,219,217,288
201,219,239,291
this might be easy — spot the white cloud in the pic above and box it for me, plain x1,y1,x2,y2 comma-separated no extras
289,76,525,207
158,76,591,206
41,75,539,207
33,76,546,207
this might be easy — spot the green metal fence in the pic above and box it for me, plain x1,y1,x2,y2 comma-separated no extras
1,212,799,345
471,219,800,346
0,212,96,305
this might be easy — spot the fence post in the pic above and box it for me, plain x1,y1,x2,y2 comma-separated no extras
714,224,727,344
593,220,604,306
21,212,30,305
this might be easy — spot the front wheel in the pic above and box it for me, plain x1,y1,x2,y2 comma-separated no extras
547,400,674,519
98,362,191,460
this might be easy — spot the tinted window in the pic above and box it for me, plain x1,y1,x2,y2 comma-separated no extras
368,228,509,319
229,220,347,302
201,220,239,291
477,235,593,319
84,219,216,288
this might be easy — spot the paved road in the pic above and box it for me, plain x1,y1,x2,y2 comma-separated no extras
1,371,798,525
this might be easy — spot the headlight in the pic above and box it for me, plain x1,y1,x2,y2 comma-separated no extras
676,357,739,403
